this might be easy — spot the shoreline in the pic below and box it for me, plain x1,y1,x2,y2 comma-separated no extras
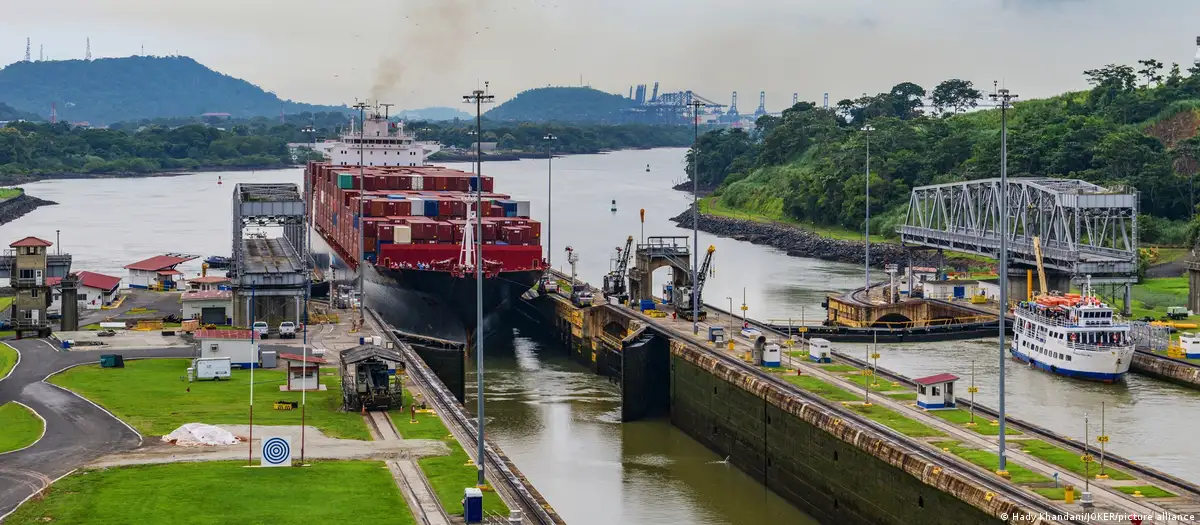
668,205,976,270
0,192,58,227
4,164,298,187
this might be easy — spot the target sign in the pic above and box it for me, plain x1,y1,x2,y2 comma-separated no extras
261,436,292,467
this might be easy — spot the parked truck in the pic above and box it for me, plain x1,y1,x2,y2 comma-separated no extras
278,321,297,339
252,321,269,339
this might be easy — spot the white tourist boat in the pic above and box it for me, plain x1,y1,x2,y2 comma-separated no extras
1010,283,1134,383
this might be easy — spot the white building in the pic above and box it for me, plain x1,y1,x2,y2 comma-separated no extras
280,352,327,391
187,275,231,292
922,280,978,300
182,290,233,325
322,114,440,167
125,254,197,289
48,271,123,313
914,373,959,410
196,329,258,368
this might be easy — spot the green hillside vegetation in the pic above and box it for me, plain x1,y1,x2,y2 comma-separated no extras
485,87,636,123
0,56,346,124
0,102,40,122
691,60,1200,246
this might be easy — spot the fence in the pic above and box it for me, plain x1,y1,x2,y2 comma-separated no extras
1129,321,1170,352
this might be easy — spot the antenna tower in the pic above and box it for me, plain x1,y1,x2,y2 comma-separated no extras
823,93,829,109
86,37,91,60
24,38,31,62
50,102,57,124
39,45,43,61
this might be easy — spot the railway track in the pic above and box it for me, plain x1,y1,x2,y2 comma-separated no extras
620,307,1083,524
367,309,562,525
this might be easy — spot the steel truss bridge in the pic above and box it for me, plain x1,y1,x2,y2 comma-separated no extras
898,178,1138,284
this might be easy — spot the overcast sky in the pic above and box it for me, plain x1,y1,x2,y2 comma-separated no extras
2,0,1199,111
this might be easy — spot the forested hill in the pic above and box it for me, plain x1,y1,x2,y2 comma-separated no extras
485,87,635,123
0,56,347,124
0,102,39,122
691,60,1200,245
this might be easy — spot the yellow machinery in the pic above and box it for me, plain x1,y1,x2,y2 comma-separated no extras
1031,236,1048,298
134,320,164,331
970,293,988,304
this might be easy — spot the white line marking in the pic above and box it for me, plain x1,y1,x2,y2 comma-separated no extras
0,401,47,457
40,340,59,352
0,342,20,384
0,468,77,522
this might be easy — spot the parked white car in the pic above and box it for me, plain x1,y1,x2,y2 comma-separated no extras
252,321,269,339
278,321,296,339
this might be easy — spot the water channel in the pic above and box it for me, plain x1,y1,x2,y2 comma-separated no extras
2,148,1197,523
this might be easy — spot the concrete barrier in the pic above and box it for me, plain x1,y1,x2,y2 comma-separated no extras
1132,351,1200,388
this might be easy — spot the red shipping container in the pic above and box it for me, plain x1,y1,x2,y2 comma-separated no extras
370,200,386,217
363,176,376,191
364,236,377,252
455,176,470,192
482,177,494,193
438,199,455,217
380,225,394,240
483,223,497,241
394,201,412,216
452,200,467,217
527,221,541,239
364,220,379,238
435,222,453,242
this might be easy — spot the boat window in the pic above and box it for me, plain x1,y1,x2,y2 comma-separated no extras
1066,355,1072,361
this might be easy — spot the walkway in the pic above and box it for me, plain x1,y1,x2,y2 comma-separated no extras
0,339,193,517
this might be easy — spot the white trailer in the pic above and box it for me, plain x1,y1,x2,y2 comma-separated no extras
194,357,231,381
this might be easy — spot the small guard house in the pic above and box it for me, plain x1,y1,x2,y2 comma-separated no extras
279,352,327,391
913,373,959,410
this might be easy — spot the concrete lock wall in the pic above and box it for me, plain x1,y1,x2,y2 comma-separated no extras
668,343,1010,525
412,346,466,404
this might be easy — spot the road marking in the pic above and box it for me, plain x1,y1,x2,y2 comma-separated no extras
0,401,48,457
0,342,20,383
40,340,60,352
42,359,165,448
0,468,77,522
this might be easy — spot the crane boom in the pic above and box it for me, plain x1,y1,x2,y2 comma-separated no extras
693,245,716,302
1032,236,1048,297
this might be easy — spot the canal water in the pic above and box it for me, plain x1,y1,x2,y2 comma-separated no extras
3,148,1198,523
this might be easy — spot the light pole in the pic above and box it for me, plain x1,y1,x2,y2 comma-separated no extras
727,297,733,333
544,134,557,267
990,87,1018,476
351,101,370,324
463,84,494,488
861,124,874,296
688,100,705,335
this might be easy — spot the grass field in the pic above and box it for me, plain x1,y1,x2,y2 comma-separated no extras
0,188,22,201
395,390,508,517
928,408,1023,436
1017,440,1134,480
847,404,945,438
0,296,14,312
2,461,414,525
1033,487,1066,500
0,342,16,380
932,441,1051,484
814,364,859,373
0,402,43,453
49,359,368,439
884,392,918,401
782,374,861,402
1115,485,1176,498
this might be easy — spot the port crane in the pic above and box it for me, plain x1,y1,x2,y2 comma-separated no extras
603,236,634,302
674,245,716,322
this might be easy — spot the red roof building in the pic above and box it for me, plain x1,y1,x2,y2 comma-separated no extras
47,271,123,313
913,373,960,385
124,254,197,289
281,352,326,391
913,373,959,410
9,236,52,248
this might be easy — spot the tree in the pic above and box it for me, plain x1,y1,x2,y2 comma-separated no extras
889,82,927,120
1137,59,1165,87
1084,64,1137,91
931,79,983,115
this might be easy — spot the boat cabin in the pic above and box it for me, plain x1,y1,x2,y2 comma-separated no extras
913,373,958,410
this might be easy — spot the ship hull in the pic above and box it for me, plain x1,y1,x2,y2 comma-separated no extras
310,229,539,341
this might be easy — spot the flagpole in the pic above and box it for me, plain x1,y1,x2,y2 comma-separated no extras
248,285,256,466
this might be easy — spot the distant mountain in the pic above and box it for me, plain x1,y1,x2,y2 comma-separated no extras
0,101,39,121
484,87,635,123
395,107,472,121
0,56,347,125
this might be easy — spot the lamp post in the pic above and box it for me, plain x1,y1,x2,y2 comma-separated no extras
544,134,557,267
463,85,494,488
861,124,874,296
351,101,370,325
989,87,1017,476
727,297,734,333
688,100,705,335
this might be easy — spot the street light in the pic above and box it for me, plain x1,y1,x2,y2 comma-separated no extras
351,100,370,325
544,134,557,267
462,85,494,488
688,100,705,335
989,86,1018,477
860,124,874,296
727,296,734,333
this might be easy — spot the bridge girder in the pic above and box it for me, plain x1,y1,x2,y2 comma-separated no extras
898,177,1138,284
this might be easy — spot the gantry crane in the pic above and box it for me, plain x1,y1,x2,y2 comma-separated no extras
603,236,634,302
675,245,716,322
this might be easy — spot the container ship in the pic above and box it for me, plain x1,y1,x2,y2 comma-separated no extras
306,112,546,340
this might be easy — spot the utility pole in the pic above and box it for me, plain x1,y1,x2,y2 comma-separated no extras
544,134,557,266
989,86,1018,477
688,100,705,335
351,101,370,325
463,85,494,488
861,125,874,296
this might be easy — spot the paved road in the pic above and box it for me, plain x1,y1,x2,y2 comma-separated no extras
0,340,192,518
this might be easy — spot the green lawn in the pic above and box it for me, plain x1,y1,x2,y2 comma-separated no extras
885,392,918,401
0,295,14,312
1115,485,1177,498
395,391,508,517
928,408,1023,436
1033,487,1066,500
815,364,859,373
782,374,862,402
0,402,43,453
1017,440,1134,480
841,372,891,389
847,403,945,438
49,359,369,439
0,188,22,200
2,461,414,525
1104,276,1200,323
932,441,1051,484
0,342,17,380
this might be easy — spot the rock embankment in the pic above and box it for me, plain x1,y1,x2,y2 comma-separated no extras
670,206,971,269
0,192,55,226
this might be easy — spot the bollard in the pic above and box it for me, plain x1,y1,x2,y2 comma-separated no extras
1064,485,1074,504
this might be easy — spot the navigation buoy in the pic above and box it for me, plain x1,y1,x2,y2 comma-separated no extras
646,164,650,172
611,199,617,212
217,175,222,185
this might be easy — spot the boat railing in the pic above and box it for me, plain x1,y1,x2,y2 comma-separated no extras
1015,310,1127,329
1065,341,1134,352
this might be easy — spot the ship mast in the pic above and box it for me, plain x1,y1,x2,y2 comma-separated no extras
458,197,477,272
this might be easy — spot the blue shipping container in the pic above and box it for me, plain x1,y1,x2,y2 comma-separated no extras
424,200,439,216
353,215,360,229
332,212,338,223
505,210,517,217
468,176,483,191
377,240,393,253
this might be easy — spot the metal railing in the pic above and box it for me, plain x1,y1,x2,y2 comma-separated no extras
12,277,44,287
